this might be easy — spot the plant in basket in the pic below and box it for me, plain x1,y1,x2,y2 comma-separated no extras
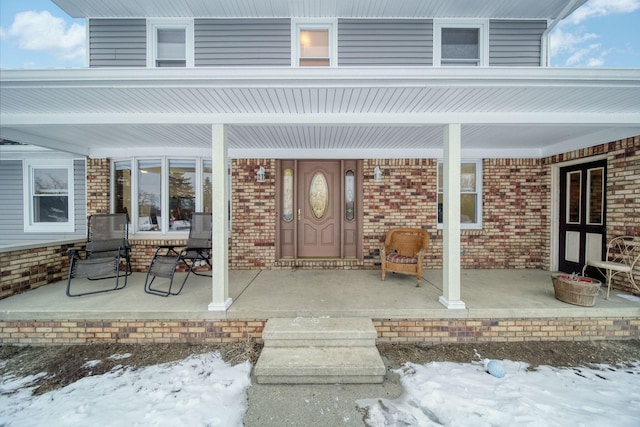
551,272,601,307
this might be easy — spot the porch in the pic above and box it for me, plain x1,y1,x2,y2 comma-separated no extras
1,269,638,321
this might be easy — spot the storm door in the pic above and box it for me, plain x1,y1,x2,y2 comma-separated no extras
277,160,361,259
558,159,607,276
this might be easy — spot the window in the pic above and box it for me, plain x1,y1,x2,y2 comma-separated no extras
437,160,483,229
114,161,131,222
138,160,162,231
169,159,195,231
293,21,335,67
113,158,220,234
434,20,487,66
147,20,194,67
23,159,75,232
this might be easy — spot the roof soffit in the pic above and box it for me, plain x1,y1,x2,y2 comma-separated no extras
52,0,587,20
2,68,640,123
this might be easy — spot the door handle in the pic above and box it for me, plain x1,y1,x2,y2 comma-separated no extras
298,209,301,221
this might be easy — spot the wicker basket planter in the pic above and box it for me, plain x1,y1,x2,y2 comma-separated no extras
551,274,601,307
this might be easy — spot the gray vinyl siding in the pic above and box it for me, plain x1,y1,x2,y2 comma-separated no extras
0,161,23,244
195,19,291,67
489,20,546,66
89,19,146,68
338,19,433,66
0,160,86,246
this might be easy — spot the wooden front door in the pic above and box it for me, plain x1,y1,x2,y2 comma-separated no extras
277,159,362,259
298,160,341,257
558,159,607,276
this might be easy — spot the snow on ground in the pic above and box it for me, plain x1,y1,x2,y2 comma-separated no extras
1,352,639,427
359,359,640,427
0,352,251,427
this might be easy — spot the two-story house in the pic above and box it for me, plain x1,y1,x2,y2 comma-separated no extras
1,0,639,311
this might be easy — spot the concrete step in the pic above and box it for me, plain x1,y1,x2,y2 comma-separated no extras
262,317,377,347
254,346,386,384
255,317,385,384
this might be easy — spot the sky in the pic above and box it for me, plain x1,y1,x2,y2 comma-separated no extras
0,0,639,69
1,350,639,426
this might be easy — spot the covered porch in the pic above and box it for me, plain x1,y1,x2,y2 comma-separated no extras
1,269,639,321
2,269,639,346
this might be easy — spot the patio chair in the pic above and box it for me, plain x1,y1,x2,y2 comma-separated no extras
380,228,430,286
66,213,131,297
582,236,640,299
144,212,212,296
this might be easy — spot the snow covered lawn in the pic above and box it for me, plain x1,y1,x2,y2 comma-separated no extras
1,351,639,426
359,359,640,426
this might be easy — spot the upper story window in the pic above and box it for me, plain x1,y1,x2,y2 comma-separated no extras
434,20,488,66
437,160,483,229
23,159,75,232
293,20,336,67
147,19,194,68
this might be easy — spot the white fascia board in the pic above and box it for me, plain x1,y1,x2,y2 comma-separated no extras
2,67,639,88
540,127,640,157
90,146,213,158
0,128,89,156
227,147,545,159
4,112,640,126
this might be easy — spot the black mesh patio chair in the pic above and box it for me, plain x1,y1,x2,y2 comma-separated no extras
66,213,131,297
144,212,212,296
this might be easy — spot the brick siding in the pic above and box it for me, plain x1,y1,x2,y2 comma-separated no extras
1,317,636,346
230,159,277,269
0,242,85,299
86,158,110,216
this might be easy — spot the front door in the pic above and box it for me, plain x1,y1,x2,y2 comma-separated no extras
558,159,607,276
277,159,361,259
297,160,341,257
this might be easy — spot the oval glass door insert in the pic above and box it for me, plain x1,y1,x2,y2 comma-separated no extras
309,172,329,219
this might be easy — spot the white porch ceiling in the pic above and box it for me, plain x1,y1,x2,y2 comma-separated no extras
53,0,587,20
1,67,639,159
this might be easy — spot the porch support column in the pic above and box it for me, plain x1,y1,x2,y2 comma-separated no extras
208,124,232,311
439,124,466,309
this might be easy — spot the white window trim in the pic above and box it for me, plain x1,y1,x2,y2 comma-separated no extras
291,19,337,67
23,159,75,233
147,19,194,68
433,19,488,67
111,156,229,236
437,159,483,230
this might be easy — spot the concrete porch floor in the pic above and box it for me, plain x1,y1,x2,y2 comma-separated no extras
1,269,639,321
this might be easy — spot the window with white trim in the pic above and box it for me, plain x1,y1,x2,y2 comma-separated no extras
113,157,220,234
147,19,194,67
292,21,336,67
433,20,488,66
437,160,483,229
23,159,75,232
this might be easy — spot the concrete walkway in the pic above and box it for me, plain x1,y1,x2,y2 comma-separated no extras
243,368,402,427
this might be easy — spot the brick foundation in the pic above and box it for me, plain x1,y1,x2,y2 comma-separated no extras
1,317,637,346
373,318,640,343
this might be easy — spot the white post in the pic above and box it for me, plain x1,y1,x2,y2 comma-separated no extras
208,124,232,311
439,124,466,309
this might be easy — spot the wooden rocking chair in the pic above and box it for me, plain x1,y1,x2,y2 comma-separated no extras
380,228,430,286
